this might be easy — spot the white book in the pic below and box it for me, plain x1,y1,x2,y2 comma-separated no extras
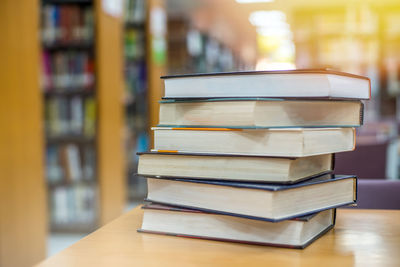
140,204,336,249
145,174,356,222
158,99,363,128
70,97,83,135
66,144,82,181
138,152,333,183
152,127,355,157
162,69,370,99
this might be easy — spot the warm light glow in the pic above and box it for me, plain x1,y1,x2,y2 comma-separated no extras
257,26,292,38
236,0,274,3
249,11,286,27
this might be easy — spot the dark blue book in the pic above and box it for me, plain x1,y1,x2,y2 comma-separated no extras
143,174,356,222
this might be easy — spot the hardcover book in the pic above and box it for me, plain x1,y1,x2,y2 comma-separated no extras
161,69,371,99
139,203,336,249
158,98,364,128
138,152,334,183
152,127,355,157
144,174,356,222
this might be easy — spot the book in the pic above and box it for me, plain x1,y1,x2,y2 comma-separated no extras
65,144,82,182
51,185,96,226
161,69,371,99
83,145,96,181
158,99,364,128
43,51,94,91
70,96,83,135
139,203,336,249
138,152,333,183
152,127,355,157
46,145,63,184
84,97,96,137
42,5,94,45
124,0,146,24
144,174,356,222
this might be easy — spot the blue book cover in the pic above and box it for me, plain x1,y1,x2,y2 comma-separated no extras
143,173,355,192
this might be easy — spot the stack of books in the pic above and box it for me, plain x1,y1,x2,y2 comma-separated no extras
137,69,370,248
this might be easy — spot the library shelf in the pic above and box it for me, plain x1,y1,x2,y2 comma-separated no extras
44,88,95,97
43,42,94,51
41,0,125,234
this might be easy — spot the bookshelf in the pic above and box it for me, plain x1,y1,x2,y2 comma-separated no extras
123,0,149,200
122,0,168,201
167,17,245,75
40,0,125,232
291,6,400,121
379,7,400,118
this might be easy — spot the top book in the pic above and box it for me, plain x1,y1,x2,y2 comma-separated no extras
161,69,371,99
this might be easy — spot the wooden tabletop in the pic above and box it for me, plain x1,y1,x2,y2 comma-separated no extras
37,207,400,267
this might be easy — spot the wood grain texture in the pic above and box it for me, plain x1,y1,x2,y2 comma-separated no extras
95,0,126,225
37,208,400,267
0,0,47,266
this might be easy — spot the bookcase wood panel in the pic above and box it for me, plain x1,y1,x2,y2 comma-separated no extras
0,0,47,266
95,0,126,225
147,0,166,147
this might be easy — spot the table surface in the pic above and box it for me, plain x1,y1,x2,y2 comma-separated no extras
37,207,400,267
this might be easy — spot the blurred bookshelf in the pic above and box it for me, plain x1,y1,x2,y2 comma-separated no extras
167,17,246,75
40,0,125,232
380,7,400,119
292,6,400,121
123,0,149,201
40,0,97,232
291,6,400,179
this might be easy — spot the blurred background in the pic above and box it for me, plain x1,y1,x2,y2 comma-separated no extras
1,0,400,266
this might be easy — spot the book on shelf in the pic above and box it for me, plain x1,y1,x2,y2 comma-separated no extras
46,98,61,136
152,127,355,157
161,69,371,99
83,145,96,181
144,174,356,222
84,97,96,137
46,143,96,184
46,145,63,184
139,203,336,249
125,29,145,60
41,4,94,45
65,144,83,182
70,96,84,135
124,0,146,24
45,96,96,137
138,152,333,183
159,98,364,128
51,185,97,227
42,51,95,91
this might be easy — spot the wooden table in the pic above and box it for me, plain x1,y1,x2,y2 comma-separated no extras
37,207,400,267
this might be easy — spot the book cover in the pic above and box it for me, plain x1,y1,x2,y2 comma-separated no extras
144,173,356,192
161,69,370,81
162,69,371,100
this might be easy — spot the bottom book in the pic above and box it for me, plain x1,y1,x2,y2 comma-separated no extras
138,203,336,249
